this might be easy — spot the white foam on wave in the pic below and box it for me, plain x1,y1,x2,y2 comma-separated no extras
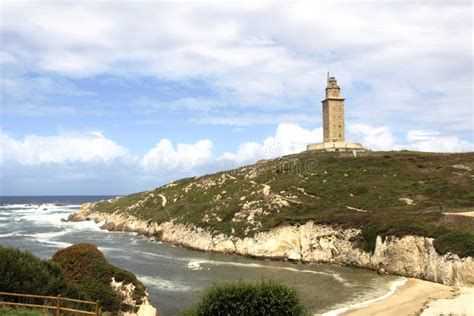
22,211,69,224
0,231,22,238
185,259,348,284
12,203,76,219
322,277,408,316
98,246,122,253
137,275,196,292
25,230,73,248
187,259,264,270
143,251,193,262
0,204,37,209
282,267,347,284
62,219,104,232
187,260,208,271
3,203,103,233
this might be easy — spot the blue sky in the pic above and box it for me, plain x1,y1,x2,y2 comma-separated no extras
1,1,473,195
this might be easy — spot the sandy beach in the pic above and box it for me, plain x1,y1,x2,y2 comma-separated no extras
341,278,473,316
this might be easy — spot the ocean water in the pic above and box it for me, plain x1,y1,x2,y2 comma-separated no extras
0,196,400,315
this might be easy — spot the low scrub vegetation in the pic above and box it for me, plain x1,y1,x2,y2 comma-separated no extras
0,244,146,314
0,246,81,298
185,280,308,316
92,151,474,257
52,243,146,312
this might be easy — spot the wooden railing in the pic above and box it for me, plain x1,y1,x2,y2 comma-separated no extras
0,292,100,315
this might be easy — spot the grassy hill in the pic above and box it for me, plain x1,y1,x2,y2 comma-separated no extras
92,151,474,257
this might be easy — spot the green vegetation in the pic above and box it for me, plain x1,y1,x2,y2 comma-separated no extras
52,243,146,312
0,308,45,315
93,151,474,257
0,246,81,298
184,280,308,316
0,244,146,314
361,225,378,253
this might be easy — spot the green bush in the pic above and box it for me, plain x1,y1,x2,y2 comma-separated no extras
52,243,121,312
434,230,474,257
0,244,147,313
361,225,378,253
184,280,308,316
0,246,80,299
52,243,146,312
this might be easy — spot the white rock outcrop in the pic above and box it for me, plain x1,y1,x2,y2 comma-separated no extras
70,204,473,286
110,277,157,316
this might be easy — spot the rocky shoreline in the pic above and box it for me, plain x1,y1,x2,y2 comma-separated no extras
110,277,157,316
69,203,474,286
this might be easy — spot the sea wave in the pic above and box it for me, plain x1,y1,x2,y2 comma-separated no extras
0,204,38,209
0,231,23,238
137,275,197,292
322,277,407,316
186,259,348,284
1,203,102,232
25,230,73,248
143,251,189,262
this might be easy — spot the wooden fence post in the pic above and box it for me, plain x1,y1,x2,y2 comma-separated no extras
95,300,100,316
56,294,61,316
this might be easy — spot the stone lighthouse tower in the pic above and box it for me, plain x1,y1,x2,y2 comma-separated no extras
323,73,345,143
306,73,366,152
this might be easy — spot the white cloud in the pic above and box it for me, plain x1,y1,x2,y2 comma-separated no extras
348,124,474,153
0,131,129,165
3,123,470,172
404,130,474,153
1,1,472,132
141,139,213,173
1,123,473,194
192,113,319,126
348,123,396,151
221,123,322,162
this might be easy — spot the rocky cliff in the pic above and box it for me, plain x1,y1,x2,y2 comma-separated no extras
69,203,474,286
110,277,157,316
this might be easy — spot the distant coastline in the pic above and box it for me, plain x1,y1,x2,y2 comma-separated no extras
0,195,118,205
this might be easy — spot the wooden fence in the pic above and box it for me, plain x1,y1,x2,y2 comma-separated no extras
0,292,100,315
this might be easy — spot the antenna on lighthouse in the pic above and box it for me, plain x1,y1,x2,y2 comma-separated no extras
327,72,330,85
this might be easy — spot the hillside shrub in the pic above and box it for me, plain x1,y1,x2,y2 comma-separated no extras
0,246,80,299
52,243,146,312
434,229,474,257
184,280,308,316
361,225,378,253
